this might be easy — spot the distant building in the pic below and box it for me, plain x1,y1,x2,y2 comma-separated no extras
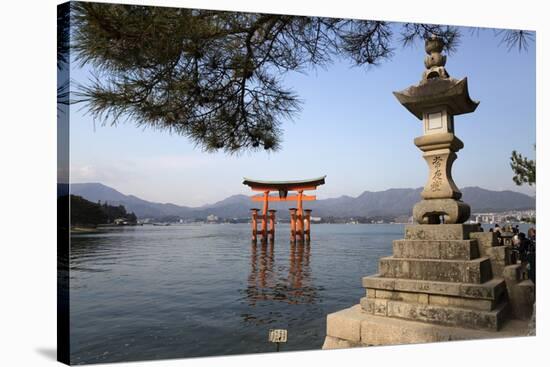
114,218,129,225
206,214,219,223
472,210,535,224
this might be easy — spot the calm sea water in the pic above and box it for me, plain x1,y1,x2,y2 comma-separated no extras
69,223,530,364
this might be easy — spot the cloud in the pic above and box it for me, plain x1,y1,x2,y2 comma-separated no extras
139,154,212,171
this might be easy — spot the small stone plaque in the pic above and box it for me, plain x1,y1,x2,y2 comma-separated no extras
427,112,443,130
268,329,288,343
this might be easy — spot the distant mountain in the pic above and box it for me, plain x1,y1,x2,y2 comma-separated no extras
69,183,535,220
461,187,535,213
68,183,194,218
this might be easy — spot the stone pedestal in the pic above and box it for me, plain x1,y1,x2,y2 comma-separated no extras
412,133,470,224
323,305,529,349
323,224,534,348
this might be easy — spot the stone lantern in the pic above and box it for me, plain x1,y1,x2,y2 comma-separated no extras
323,35,534,350
394,35,478,224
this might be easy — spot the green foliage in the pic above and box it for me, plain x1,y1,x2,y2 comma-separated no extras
510,148,536,186
69,195,108,226
57,3,70,69
67,195,138,226
71,3,534,154
57,3,71,109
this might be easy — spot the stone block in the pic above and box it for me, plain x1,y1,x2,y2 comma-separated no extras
360,297,373,313
369,289,420,303
413,198,470,224
428,294,493,311
392,239,479,260
490,263,504,279
393,240,439,259
322,335,360,349
487,246,507,262
393,277,461,296
503,264,521,281
396,291,421,303
363,275,506,301
323,304,530,349
359,314,446,346
418,293,429,304
404,224,480,241
379,257,492,283
527,303,536,336
506,279,535,320
459,279,506,301
470,232,498,249
484,246,511,277
441,240,480,260
365,288,376,298
373,299,388,316
367,288,493,311
372,289,393,299
357,312,526,347
362,275,395,290
385,300,505,330
326,306,364,342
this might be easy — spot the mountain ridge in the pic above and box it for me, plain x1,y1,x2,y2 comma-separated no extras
67,182,535,220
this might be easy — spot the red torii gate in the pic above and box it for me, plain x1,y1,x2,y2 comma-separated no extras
243,176,326,244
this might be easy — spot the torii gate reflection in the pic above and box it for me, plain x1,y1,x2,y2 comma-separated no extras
243,176,326,244
244,239,316,313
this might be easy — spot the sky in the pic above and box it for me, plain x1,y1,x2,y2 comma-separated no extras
67,22,536,207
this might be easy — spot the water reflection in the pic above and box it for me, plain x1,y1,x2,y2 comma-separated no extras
68,224,402,362
287,242,316,304
244,240,319,310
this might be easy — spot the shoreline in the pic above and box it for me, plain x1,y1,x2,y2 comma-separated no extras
71,226,100,234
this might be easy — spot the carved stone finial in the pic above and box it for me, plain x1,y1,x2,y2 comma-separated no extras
422,35,449,82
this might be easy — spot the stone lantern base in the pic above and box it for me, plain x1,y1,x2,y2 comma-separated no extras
323,223,535,349
413,198,470,224
323,306,530,349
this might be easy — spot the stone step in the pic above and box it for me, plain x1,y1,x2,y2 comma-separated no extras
502,263,535,321
364,288,495,311
503,264,522,281
514,280,536,320
485,246,510,263
379,256,493,283
324,304,529,348
360,297,507,331
362,275,507,301
470,232,499,248
484,246,515,278
393,239,480,260
405,224,481,241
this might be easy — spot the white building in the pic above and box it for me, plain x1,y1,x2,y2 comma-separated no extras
206,214,218,222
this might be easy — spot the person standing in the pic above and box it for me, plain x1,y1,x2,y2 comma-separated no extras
494,224,502,244
517,232,535,281
527,243,536,283
528,227,536,242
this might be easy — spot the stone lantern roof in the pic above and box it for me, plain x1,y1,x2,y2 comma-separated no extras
393,35,479,120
